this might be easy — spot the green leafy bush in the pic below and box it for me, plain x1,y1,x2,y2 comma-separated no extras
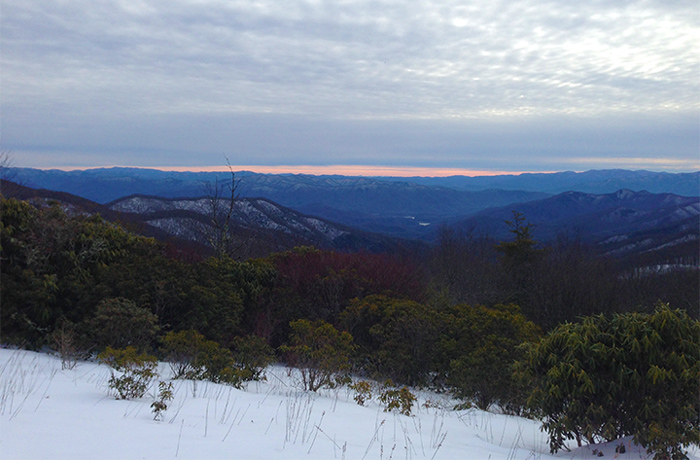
160,329,240,386
280,319,354,391
98,346,158,399
350,380,373,406
160,329,212,379
379,380,416,416
87,298,159,351
195,341,240,385
341,295,441,386
231,334,275,381
440,303,540,412
160,329,273,387
0,198,172,348
518,304,700,459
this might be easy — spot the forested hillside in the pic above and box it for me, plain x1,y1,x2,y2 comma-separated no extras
1,180,418,259
2,195,698,458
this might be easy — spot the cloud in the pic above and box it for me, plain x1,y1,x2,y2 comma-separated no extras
9,111,697,172
2,0,698,171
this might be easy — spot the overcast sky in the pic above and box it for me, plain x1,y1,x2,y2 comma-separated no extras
2,0,698,175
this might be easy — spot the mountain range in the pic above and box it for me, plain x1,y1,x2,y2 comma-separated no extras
378,169,700,196
107,194,412,255
9,167,698,239
4,167,698,264
449,189,699,261
2,181,412,258
11,167,699,199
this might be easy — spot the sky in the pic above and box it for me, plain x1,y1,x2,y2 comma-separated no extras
2,0,699,176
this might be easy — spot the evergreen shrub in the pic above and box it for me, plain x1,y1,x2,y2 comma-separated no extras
161,330,273,387
87,298,159,351
441,303,540,412
518,304,700,459
98,346,158,399
280,319,354,391
160,330,238,386
350,380,373,406
232,334,275,381
379,380,416,416
341,295,440,386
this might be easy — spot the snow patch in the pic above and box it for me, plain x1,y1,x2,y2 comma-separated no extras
8,349,692,460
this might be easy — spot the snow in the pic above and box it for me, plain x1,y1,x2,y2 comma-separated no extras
256,200,285,217
302,218,348,240
1,348,697,460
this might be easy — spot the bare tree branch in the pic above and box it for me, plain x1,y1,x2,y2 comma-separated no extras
201,157,243,259
0,150,20,196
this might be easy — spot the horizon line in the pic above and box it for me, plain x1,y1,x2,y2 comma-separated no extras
32,164,563,177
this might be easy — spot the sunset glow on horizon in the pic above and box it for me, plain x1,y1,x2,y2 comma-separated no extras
39,164,549,178
150,165,535,177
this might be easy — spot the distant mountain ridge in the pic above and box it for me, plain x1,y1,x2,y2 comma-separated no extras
12,167,698,200
10,167,549,238
2,181,415,257
379,169,700,196
4,175,698,264
448,189,699,261
108,193,411,253
231,174,549,238
9,167,699,240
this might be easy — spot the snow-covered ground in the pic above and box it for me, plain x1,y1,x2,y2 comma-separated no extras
1,348,697,460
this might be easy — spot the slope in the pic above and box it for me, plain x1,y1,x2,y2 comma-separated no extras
447,189,699,259
4,348,689,460
2,181,416,258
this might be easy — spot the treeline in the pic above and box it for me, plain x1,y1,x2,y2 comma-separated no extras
0,197,538,410
2,198,698,458
1,198,274,348
3,197,697,373
428,218,699,329
3,196,697,353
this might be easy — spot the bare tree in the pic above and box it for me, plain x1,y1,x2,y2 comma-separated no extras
0,150,19,196
201,158,242,259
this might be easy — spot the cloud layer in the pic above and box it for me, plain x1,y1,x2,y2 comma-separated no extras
3,0,698,171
